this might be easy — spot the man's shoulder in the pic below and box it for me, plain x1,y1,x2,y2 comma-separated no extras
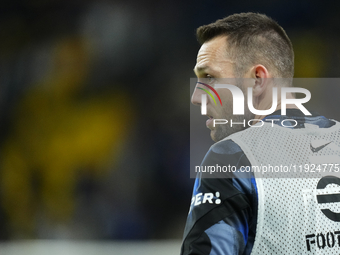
209,138,243,156
209,113,340,160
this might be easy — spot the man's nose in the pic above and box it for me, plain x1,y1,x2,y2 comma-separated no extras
191,85,204,106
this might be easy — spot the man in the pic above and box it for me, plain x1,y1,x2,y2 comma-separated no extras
182,13,340,255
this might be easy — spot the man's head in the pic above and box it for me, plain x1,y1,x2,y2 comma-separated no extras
196,12,294,78
192,13,295,142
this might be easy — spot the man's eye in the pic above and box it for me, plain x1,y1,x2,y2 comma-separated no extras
206,75,215,84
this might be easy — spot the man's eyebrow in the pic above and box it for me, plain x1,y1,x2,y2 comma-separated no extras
193,65,209,74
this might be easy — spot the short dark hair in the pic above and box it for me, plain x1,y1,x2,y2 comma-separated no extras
196,13,294,78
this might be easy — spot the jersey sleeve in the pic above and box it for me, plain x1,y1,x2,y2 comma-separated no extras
181,139,258,255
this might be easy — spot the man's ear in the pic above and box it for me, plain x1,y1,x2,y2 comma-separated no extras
250,65,270,97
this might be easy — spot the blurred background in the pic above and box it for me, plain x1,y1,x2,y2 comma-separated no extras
0,0,340,254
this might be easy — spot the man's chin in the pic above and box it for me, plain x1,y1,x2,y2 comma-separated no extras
210,132,218,142
210,126,242,142
210,128,226,142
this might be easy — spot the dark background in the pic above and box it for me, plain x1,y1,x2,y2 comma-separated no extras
0,0,339,240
